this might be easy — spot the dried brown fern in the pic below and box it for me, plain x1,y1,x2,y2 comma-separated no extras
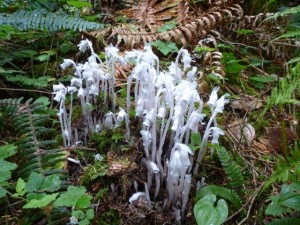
89,2,244,48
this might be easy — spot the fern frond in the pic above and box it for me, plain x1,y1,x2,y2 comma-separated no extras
266,217,300,225
196,185,242,209
0,98,67,179
267,5,300,20
260,62,300,119
216,146,245,190
277,30,300,39
0,9,105,31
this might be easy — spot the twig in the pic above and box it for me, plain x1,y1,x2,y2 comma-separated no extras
0,87,52,95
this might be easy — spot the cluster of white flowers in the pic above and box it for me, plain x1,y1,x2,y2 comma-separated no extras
125,45,229,223
53,39,127,147
55,40,229,224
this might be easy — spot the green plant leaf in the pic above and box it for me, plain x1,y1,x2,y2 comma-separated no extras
41,174,61,192
0,187,6,198
235,29,254,35
86,209,95,220
25,172,43,192
157,21,177,32
76,194,92,208
266,182,300,215
54,186,87,207
23,193,58,209
194,194,228,225
16,178,26,196
0,144,17,159
151,40,178,56
0,159,17,182
72,210,86,220
67,1,92,8
79,218,90,225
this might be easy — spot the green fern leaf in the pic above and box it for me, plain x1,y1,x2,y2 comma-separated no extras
216,146,245,190
266,218,300,225
0,9,105,31
196,185,242,209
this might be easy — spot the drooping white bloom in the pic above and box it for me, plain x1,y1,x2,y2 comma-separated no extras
53,83,66,92
53,90,66,102
210,127,225,144
207,87,220,108
89,84,99,96
188,111,206,132
60,59,76,70
78,87,84,97
77,39,93,53
103,112,114,129
95,124,102,133
143,109,156,127
181,49,192,69
129,192,146,204
140,129,152,147
186,67,197,81
169,150,182,177
95,153,103,161
71,78,82,87
125,49,142,62
215,94,230,113
67,86,77,93
132,62,150,81
176,143,194,167
150,161,160,174
116,108,127,121
142,43,159,66
157,106,166,118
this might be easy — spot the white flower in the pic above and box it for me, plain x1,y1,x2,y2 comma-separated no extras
95,124,102,132
207,87,220,108
89,84,99,96
176,143,194,167
142,43,159,66
157,106,166,118
143,109,155,127
117,108,127,121
125,49,142,62
69,216,79,224
103,112,114,129
129,192,146,204
53,83,66,92
188,111,205,132
150,161,160,174
71,78,82,87
215,94,230,113
77,39,93,53
60,59,76,70
132,62,150,81
105,44,119,58
169,150,182,177
67,86,77,93
210,127,225,144
77,87,84,97
140,129,152,147
95,153,103,161
181,49,192,69
53,90,66,102
186,67,197,81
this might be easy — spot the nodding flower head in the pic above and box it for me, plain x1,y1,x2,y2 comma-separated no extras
215,94,230,113
210,127,225,144
150,161,160,174
71,78,82,87
117,107,127,122
105,44,126,66
60,59,76,70
140,129,152,147
103,112,115,129
53,83,66,102
169,150,182,177
176,143,194,167
143,109,156,127
188,111,206,132
181,49,192,70
207,87,220,108
142,43,159,66
89,84,99,96
129,192,146,204
77,39,93,53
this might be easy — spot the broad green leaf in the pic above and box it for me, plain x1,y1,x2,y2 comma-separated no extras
86,209,95,220
72,210,85,220
79,218,90,225
23,193,58,209
0,187,6,198
157,21,177,32
54,186,86,207
16,178,26,196
25,172,43,192
0,144,17,159
41,174,61,192
76,194,92,208
0,159,17,181
67,1,92,8
194,194,228,225
151,40,178,56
